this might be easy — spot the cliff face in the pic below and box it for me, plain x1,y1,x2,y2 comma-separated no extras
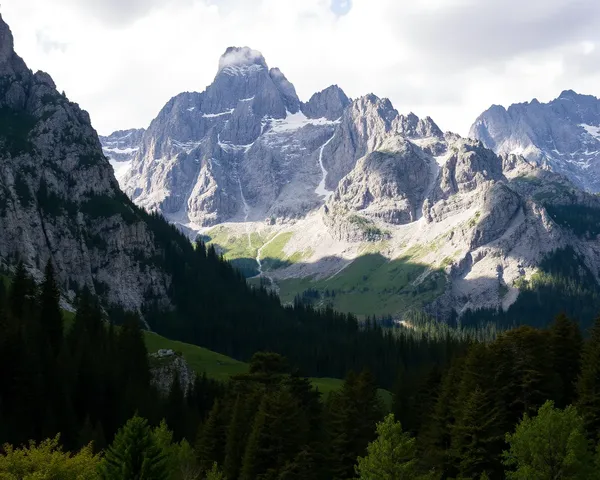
471,91,600,192
0,15,170,310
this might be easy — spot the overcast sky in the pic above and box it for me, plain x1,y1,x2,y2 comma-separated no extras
3,0,600,136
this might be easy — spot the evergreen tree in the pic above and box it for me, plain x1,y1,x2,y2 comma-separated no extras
549,313,582,408
39,259,63,356
240,388,307,480
204,463,225,480
223,395,246,480
451,386,504,479
355,413,418,479
196,400,226,474
100,415,167,480
503,401,594,480
9,260,32,320
576,316,600,439
165,372,186,441
328,370,384,479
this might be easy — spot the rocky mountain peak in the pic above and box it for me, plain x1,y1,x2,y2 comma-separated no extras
302,85,350,120
471,90,600,191
397,113,443,139
269,67,300,114
217,46,268,75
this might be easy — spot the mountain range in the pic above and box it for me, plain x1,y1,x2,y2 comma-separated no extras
100,47,600,321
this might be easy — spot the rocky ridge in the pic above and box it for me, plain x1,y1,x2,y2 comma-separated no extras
470,91,600,192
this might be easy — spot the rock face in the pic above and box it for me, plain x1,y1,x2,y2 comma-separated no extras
470,91,600,192
0,14,170,310
99,128,145,183
100,47,600,319
302,85,350,120
149,349,196,397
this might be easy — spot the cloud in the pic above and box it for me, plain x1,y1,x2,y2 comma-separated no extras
36,31,68,54
2,0,600,137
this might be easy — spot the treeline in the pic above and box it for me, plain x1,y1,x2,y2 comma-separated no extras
461,247,600,331
0,261,221,450
0,263,390,478
390,312,600,479
141,210,468,389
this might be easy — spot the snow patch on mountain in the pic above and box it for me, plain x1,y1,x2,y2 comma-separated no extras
267,111,339,134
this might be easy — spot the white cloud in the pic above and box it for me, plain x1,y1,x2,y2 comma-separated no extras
2,0,600,136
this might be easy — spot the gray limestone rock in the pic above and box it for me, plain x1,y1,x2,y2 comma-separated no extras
0,14,171,311
470,91,600,192
302,85,350,121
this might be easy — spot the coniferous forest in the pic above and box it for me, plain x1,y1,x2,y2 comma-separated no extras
4,255,600,478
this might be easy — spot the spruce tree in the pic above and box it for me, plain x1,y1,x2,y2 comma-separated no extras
549,313,582,408
100,415,167,480
196,399,226,474
355,414,417,479
39,259,63,356
451,386,504,479
165,372,186,441
224,395,246,480
9,260,30,320
576,316,600,439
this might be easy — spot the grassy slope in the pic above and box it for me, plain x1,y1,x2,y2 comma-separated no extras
204,225,447,319
278,252,446,318
144,331,392,408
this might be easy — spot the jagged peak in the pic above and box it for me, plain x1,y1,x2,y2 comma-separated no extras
217,46,268,75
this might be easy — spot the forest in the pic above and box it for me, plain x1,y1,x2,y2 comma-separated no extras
3,260,600,478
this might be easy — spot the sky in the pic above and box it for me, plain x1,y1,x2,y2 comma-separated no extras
3,0,600,136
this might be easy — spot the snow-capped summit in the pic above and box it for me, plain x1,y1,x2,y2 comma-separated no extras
217,46,268,76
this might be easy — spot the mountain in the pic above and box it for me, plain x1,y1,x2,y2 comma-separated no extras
99,128,145,182
104,51,600,324
0,15,438,389
470,91,600,192
0,16,174,310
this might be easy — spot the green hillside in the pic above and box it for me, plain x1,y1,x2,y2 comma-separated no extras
144,331,392,408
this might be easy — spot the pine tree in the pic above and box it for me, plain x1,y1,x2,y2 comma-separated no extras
224,395,246,480
240,388,307,480
417,357,465,476
165,372,186,441
451,386,504,479
196,399,226,474
549,313,582,408
39,259,63,356
576,316,600,439
100,415,167,480
355,414,417,479
9,260,31,320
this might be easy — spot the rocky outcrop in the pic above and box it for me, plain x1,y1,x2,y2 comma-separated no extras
149,349,196,397
326,138,431,226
